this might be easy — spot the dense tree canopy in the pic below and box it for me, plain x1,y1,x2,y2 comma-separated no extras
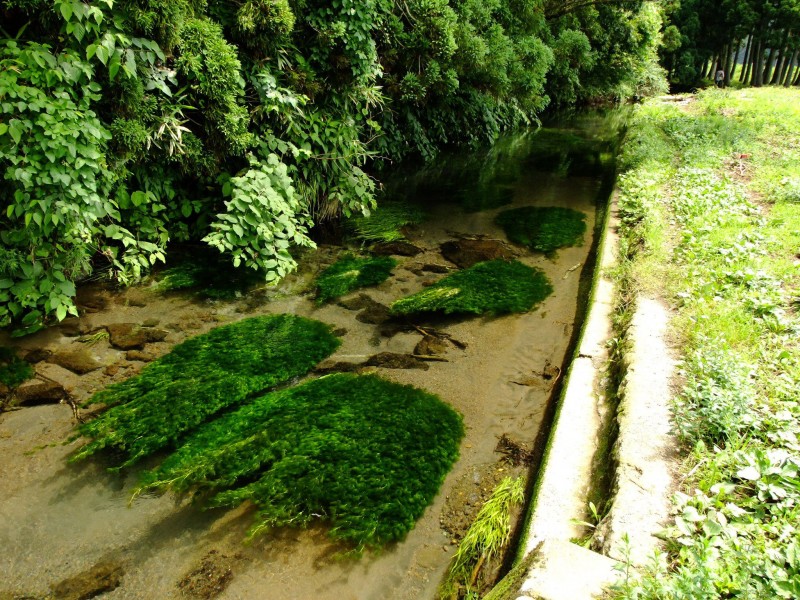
662,0,800,88
0,0,665,332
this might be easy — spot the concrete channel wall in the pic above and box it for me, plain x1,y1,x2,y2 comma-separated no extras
506,194,678,600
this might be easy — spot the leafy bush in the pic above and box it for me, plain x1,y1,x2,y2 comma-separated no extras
315,254,396,303
347,202,426,243
0,347,33,388
391,260,552,316
72,315,340,467
137,373,464,550
495,206,586,254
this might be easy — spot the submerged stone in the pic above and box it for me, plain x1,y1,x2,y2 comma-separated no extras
440,238,516,269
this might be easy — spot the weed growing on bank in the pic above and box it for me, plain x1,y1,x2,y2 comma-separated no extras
315,254,396,303
72,315,341,467
347,201,426,243
136,373,463,550
612,89,800,599
495,206,586,254
390,260,553,316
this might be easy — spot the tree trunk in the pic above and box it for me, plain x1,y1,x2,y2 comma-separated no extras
740,34,753,82
724,40,738,85
770,30,791,84
778,36,795,84
751,35,763,85
762,44,777,84
783,49,799,86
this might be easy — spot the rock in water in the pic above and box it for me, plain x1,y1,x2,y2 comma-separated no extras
440,239,515,269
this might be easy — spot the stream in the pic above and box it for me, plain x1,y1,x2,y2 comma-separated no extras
0,110,623,600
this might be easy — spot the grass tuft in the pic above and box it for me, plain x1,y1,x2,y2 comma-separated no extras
391,260,552,316
315,254,396,303
73,315,340,468
495,206,586,254
347,202,426,243
439,476,525,599
137,373,464,550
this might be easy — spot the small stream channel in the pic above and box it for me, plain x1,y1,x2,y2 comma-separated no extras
0,110,624,600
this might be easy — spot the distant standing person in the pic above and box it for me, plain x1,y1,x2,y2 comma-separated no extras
715,68,725,88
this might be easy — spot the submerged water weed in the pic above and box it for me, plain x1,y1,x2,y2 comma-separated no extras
390,260,553,316
73,315,340,468
315,254,396,303
154,247,264,299
495,206,586,254
137,373,464,550
347,202,426,243
439,477,525,599
0,346,33,388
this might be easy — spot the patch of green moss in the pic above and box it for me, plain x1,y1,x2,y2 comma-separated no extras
315,254,396,304
347,202,426,243
0,347,33,388
495,206,586,254
138,373,464,550
73,315,340,468
390,260,553,316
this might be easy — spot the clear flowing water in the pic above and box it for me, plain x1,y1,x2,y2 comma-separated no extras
0,110,623,600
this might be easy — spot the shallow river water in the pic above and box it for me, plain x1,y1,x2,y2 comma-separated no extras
0,112,621,600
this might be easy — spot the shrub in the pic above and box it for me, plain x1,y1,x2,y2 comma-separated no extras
137,373,464,550
72,315,340,467
495,206,586,253
315,254,396,303
390,259,552,316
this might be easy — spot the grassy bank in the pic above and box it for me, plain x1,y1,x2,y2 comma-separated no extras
612,88,800,598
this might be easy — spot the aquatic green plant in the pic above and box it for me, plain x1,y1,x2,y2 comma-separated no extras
391,260,552,316
154,247,264,299
347,202,426,243
137,373,464,550
0,347,33,388
73,315,340,467
315,254,396,304
439,476,525,599
495,206,587,254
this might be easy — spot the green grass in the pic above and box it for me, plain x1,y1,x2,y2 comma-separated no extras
347,201,426,243
315,254,396,304
495,206,586,254
72,315,341,468
390,259,553,316
439,477,525,599
0,346,32,388
611,88,800,599
136,373,464,550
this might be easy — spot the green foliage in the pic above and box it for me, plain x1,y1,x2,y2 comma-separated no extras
315,254,396,304
137,373,464,550
495,206,587,254
176,17,252,155
391,259,552,316
613,89,800,600
0,0,665,333
0,347,33,388
203,154,315,281
439,476,525,599
347,202,426,243
72,315,340,467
